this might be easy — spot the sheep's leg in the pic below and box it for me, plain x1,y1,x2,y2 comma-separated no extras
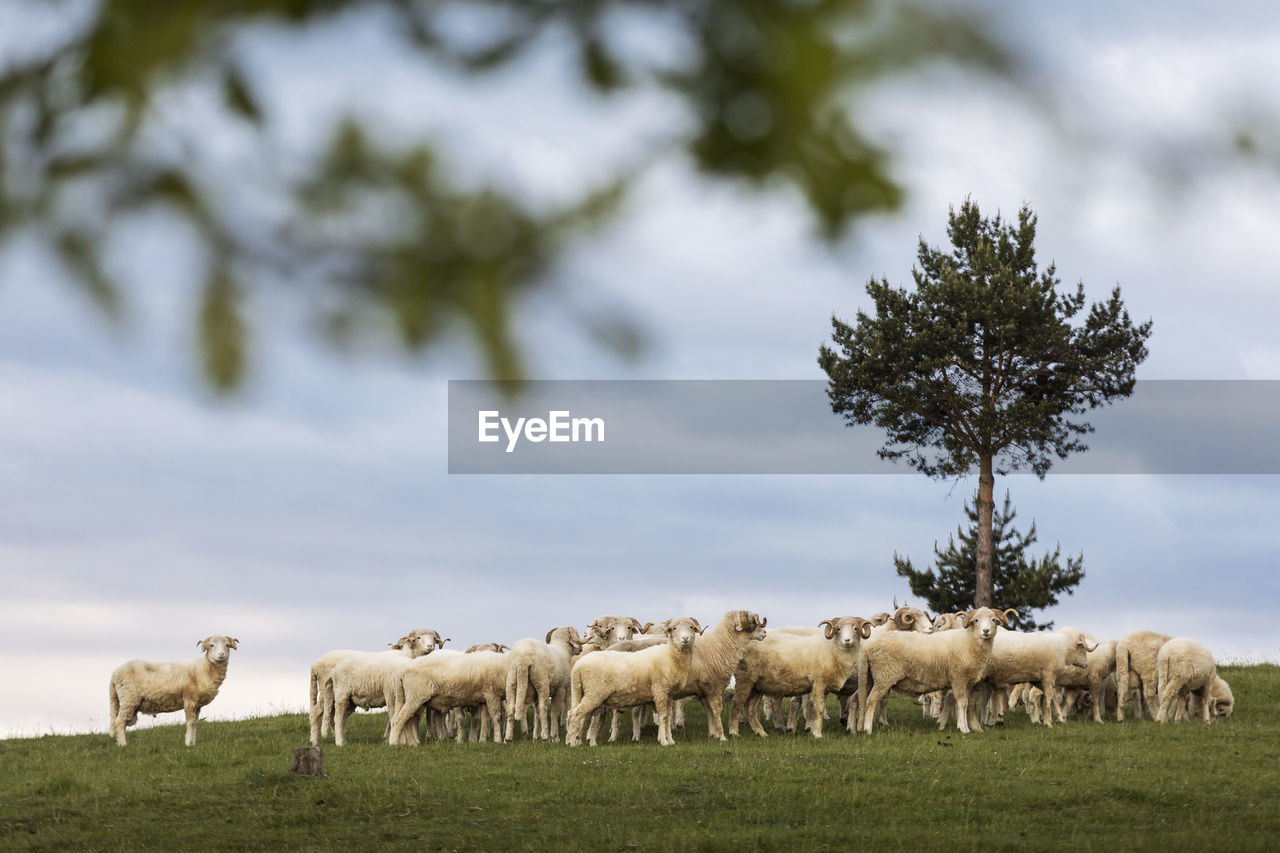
184,700,200,747
608,710,622,743
653,690,674,746
938,692,953,730
861,682,893,734
1040,678,1057,727
787,696,802,733
567,697,601,747
586,709,606,747
700,692,727,741
1090,681,1105,723
727,684,750,737
951,681,974,734
744,688,768,737
631,706,645,742
333,695,352,746
806,687,826,738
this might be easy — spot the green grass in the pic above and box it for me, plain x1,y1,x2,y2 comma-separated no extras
3,665,1279,851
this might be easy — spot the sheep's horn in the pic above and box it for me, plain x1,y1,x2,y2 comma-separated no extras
760,615,767,627
819,619,835,640
858,620,873,639
545,628,555,644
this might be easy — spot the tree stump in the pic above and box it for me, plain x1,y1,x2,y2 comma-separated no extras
291,746,325,777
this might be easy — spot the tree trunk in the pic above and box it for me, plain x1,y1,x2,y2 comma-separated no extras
974,454,995,607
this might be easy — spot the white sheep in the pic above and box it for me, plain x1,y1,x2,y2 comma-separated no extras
327,632,440,746
108,635,239,747
1115,629,1172,721
388,649,510,745
843,606,934,730
567,616,701,747
1185,675,1234,721
308,628,446,743
1155,638,1228,724
1052,630,1117,724
730,615,872,739
611,612,769,743
966,628,1098,728
504,626,585,742
857,607,1016,734
665,610,768,741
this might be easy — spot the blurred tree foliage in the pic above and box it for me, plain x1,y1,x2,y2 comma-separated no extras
0,0,1010,389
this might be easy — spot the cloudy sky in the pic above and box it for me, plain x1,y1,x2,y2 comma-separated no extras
2,2,1279,737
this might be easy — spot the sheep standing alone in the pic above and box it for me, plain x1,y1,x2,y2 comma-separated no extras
1115,629,1172,721
108,635,239,746
1155,638,1228,724
730,616,871,739
567,616,701,747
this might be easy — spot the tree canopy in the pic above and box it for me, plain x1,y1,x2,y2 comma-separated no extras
819,199,1152,605
0,0,1009,389
895,490,1084,631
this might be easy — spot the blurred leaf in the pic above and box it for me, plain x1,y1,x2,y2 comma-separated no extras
198,268,247,392
223,64,263,125
54,230,123,321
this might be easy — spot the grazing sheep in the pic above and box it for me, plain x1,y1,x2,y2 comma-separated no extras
967,628,1098,728
857,607,1017,734
730,616,872,739
567,616,701,747
309,629,446,742
328,632,439,746
1185,675,1234,721
504,626,585,742
389,649,510,745
1155,638,1226,724
1115,629,1172,721
108,635,239,747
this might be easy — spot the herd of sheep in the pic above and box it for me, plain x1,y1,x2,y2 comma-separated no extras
105,608,1234,747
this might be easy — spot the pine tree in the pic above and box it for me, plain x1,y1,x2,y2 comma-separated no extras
820,199,1151,606
894,491,1083,631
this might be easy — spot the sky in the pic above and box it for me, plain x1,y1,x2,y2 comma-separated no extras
2,2,1279,738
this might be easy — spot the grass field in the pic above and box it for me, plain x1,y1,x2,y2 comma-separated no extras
3,664,1278,852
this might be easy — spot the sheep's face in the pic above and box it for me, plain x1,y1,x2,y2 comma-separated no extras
1062,631,1094,668
666,618,699,651
591,617,640,647
199,635,238,664
822,617,872,649
1211,678,1234,719
962,608,1008,640
732,611,768,641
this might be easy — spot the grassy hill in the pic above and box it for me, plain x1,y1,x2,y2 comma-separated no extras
3,664,1278,851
